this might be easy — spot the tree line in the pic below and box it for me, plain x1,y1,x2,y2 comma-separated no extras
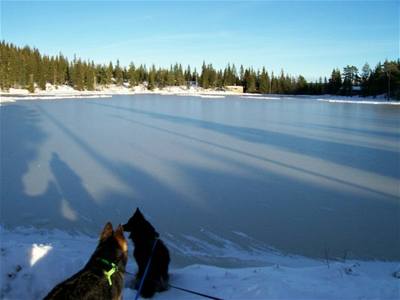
1,41,399,99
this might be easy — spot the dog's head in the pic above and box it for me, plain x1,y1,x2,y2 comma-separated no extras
123,208,159,242
95,222,128,266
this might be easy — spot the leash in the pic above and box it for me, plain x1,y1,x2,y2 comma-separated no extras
126,268,224,300
129,238,224,300
168,283,224,300
134,238,159,300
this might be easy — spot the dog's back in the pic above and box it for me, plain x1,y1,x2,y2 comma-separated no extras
44,223,128,300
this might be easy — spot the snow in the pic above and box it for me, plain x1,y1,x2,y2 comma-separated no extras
3,95,112,101
0,84,241,103
241,96,282,100
313,94,400,105
2,85,399,105
317,98,400,105
1,226,398,299
29,244,52,267
199,95,226,99
0,98,15,105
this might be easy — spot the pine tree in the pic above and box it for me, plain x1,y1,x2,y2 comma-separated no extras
296,75,308,94
37,63,46,90
106,62,113,86
360,63,371,97
383,60,399,99
128,63,138,88
176,63,185,85
84,62,96,90
259,67,269,94
328,69,342,94
216,70,223,88
122,67,128,82
239,65,244,85
271,72,278,93
184,65,192,82
231,64,238,85
73,59,84,91
278,70,286,94
147,65,156,90
28,73,35,93
114,60,123,86
208,64,217,88
244,68,256,93
342,65,358,96
200,61,209,88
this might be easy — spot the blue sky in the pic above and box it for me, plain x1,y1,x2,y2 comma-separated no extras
1,1,399,79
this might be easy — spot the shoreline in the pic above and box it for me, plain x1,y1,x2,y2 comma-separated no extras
1,84,399,105
1,226,398,299
0,84,248,102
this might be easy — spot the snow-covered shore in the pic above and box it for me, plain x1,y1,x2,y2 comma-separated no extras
0,84,244,103
315,96,400,105
0,226,399,299
1,84,399,105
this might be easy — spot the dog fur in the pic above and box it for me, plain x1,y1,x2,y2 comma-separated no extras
123,208,170,298
44,222,128,300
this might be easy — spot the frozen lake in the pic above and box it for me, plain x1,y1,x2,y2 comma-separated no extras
1,95,399,266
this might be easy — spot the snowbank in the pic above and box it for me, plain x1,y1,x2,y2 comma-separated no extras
317,98,400,105
241,96,283,100
1,85,399,105
312,94,399,105
0,84,243,103
0,227,398,299
3,95,112,101
0,98,15,105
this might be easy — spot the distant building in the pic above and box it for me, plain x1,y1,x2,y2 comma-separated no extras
225,85,244,93
352,85,361,95
187,81,198,88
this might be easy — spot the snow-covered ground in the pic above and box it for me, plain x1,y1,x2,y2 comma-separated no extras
1,226,398,299
1,84,399,104
315,95,400,105
0,84,242,103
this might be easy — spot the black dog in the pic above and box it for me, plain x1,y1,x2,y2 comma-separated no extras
44,223,128,300
123,208,170,298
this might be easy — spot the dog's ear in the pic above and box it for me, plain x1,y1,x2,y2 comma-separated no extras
134,207,144,218
99,222,113,242
114,224,128,252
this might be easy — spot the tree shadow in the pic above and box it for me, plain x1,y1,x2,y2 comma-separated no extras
108,114,397,200
168,158,400,262
105,113,400,261
1,103,161,234
86,101,400,179
287,122,400,140
0,103,59,229
49,152,108,234
34,104,195,233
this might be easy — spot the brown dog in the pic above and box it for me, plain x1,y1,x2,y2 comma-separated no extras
44,223,128,300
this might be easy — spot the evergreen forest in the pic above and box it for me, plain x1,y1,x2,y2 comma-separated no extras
1,41,399,99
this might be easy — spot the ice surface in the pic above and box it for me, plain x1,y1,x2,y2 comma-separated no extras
1,95,399,266
1,94,399,298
